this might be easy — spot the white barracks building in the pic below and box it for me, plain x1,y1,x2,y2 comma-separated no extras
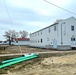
30,17,76,50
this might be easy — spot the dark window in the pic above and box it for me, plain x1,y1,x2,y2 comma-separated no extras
47,37,50,41
54,25,56,31
41,39,42,43
48,28,50,32
38,40,39,43
38,33,39,35
71,26,74,31
41,32,42,35
71,38,75,41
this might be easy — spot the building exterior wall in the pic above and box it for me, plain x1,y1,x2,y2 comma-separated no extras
12,41,29,46
58,17,76,48
30,17,76,50
30,23,59,49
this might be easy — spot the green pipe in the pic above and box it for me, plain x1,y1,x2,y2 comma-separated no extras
2,56,27,64
0,55,38,69
2,54,38,64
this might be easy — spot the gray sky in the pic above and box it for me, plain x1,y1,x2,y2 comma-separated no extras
0,0,76,40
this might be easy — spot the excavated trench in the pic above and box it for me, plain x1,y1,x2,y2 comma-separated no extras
0,51,76,74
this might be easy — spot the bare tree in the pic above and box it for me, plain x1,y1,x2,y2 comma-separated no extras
19,31,28,38
4,30,19,45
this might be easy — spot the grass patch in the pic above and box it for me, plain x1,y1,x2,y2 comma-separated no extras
0,69,7,74
0,47,3,50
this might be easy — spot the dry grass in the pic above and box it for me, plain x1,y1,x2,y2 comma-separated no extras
1,46,76,75
1,54,76,75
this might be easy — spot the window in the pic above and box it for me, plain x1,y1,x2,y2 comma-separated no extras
47,37,50,41
41,32,42,35
41,39,42,43
71,26,74,31
54,25,56,31
71,38,75,41
48,28,50,32
38,40,39,43
38,33,39,35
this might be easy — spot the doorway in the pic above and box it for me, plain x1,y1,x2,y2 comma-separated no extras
53,39,57,48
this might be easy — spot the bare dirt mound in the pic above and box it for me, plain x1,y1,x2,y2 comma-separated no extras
41,54,76,65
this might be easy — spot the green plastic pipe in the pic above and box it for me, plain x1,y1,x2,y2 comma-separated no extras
2,56,27,64
2,53,38,64
0,55,38,69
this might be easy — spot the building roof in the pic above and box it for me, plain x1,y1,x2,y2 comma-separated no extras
30,16,76,35
30,22,58,35
15,38,30,41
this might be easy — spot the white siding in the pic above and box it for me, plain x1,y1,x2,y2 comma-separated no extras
12,41,29,45
30,23,58,48
62,17,76,46
30,17,76,50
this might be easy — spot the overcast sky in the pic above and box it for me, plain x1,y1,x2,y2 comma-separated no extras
0,0,76,40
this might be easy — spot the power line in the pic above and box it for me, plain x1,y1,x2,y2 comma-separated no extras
3,0,13,26
3,0,22,53
44,0,76,15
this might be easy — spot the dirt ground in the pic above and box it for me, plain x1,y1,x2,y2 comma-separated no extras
0,46,52,54
0,46,76,75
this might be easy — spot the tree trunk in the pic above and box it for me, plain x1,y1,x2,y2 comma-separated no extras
9,40,11,45
8,38,11,45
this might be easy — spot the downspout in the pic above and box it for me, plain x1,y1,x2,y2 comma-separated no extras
61,22,65,45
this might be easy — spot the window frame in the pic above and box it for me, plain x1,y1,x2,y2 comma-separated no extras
54,25,56,31
71,26,74,31
41,39,42,43
48,28,50,32
71,38,75,41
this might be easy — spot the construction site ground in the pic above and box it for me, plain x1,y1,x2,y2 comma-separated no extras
0,45,76,75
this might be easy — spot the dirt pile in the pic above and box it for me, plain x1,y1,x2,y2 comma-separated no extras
1,54,76,75
41,54,76,65
1,46,76,75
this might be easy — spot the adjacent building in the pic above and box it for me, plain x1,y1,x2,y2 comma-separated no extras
12,38,30,46
30,17,76,50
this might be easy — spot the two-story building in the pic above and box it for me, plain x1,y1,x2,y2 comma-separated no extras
30,17,76,50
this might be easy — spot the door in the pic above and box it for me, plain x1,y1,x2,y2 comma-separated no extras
71,37,76,47
53,39,57,48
